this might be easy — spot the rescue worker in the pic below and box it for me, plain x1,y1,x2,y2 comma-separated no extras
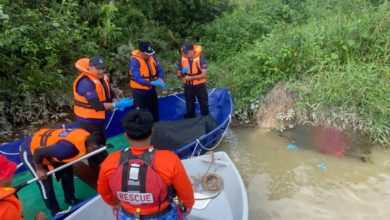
129,41,166,122
0,156,46,220
19,128,105,216
98,110,194,220
73,56,133,170
177,42,209,118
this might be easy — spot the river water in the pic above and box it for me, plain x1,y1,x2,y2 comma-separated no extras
219,127,390,220
12,125,390,220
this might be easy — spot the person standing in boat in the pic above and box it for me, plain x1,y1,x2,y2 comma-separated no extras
19,128,105,216
98,110,194,220
0,156,47,220
129,41,166,122
73,56,133,171
177,42,209,118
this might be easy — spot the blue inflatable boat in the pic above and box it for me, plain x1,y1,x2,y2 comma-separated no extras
0,88,232,173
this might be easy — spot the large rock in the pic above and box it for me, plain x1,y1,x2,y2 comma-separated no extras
256,81,296,130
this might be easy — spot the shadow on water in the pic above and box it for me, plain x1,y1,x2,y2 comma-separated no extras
219,126,390,220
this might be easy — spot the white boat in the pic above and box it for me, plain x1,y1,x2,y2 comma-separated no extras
64,152,248,220
183,152,248,220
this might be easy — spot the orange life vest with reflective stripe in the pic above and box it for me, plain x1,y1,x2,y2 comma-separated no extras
30,128,89,165
129,50,158,90
0,188,22,220
73,58,111,119
108,148,170,215
181,44,206,86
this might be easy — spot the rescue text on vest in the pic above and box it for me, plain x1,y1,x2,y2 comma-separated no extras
117,192,154,204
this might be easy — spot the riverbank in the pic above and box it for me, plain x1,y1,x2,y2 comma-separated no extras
1,0,388,147
254,80,389,147
204,0,389,146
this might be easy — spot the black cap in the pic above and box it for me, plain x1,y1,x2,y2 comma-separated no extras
139,41,155,55
89,56,106,68
181,42,194,53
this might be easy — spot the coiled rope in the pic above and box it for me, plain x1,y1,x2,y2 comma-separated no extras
191,152,223,200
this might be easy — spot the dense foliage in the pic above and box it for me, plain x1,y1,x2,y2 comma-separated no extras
200,0,389,144
0,0,388,144
0,0,231,141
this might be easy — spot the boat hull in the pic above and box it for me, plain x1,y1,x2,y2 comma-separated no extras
63,152,248,220
0,88,232,173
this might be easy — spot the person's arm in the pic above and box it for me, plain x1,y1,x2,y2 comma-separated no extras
110,87,123,102
185,70,207,81
130,59,152,86
86,98,114,111
171,155,195,212
184,57,207,81
33,141,79,180
97,152,120,206
33,141,79,163
77,78,114,110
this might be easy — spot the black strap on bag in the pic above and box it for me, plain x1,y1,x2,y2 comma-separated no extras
119,148,155,193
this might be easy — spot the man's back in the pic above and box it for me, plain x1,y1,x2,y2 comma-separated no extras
98,146,194,215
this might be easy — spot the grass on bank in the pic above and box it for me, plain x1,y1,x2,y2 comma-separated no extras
203,0,389,144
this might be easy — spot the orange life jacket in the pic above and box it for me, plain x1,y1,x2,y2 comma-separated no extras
181,44,206,86
73,58,111,120
129,50,158,90
30,128,89,165
0,187,22,220
108,148,169,215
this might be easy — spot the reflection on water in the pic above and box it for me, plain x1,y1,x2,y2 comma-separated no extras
282,125,372,160
220,127,390,220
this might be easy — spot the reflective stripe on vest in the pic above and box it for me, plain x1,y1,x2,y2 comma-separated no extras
73,58,111,119
30,128,89,165
129,50,158,90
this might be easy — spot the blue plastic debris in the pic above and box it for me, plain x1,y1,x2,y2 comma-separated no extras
287,144,298,149
316,162,327,170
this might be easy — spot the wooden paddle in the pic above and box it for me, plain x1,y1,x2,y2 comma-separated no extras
0,145,111,200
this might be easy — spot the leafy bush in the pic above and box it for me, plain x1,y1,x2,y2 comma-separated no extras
205,0,388,101
127,0,232,37
0,0,232,140
199,0,311,61
203,0,389,143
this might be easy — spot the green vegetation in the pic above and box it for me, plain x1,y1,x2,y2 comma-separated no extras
0,0,231,140
201,0,389,144
293,63,389,144
0,0,388,144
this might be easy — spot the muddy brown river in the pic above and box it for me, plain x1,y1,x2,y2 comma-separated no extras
219,127,390,220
